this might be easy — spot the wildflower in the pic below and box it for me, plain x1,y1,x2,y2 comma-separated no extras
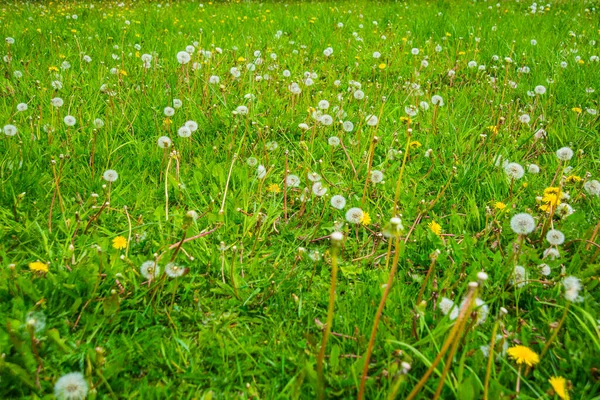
507,345,540,367
63,115,77,126
583,180,600,196
565,175,581,183
548,376,569,400
185,120,198,132
540,187,562,212
140,260,160,280
378,63,386,69
328,136,340,146
429,221,442,236
370,170,384,184
319,114,333,126
177,126,192,138
572,107,582,114
431,95,444,106
330,195,346,210
256,165,266,179
504,162,524,180
165,263,185,278
267,183,281,193
343,121,354,132
510,213,535,235
438,297,455,316
157,136,172,148
286,174,301,188
353,90,365,100
546,229,565,245
29,261,48,273
25,311,46,334
102,169,119,183
164,107,175,117
3,124,18,136
409,141,422,149
534,85,546,95
360,212,371,226
112,236,127,250
556,147,574,161
307,172,321,182
54,372,89,400
312,182,327,197
365,115,378,126
16,103,27,112
345,207,364,224
176,51,191,64
527,164,540,174
563,276,583,302
494,201,507,211
513,266,527,287
538,263,551,276
543,247,560,260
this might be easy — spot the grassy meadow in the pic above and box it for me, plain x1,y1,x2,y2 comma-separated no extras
1,0,600,398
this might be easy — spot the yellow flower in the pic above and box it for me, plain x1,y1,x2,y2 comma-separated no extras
378,63,386,69
163,118,172,126
29,261,48,273
360,212,371,226
487,125,499,134
494,201,507,211
507,345,540,367
409,140,422,149
549,377,569,400
48,66,59,72
112,236,127,250
572,107,582,114
267,183,281,193
458,51,466,55
565,175,582,183
237,56,245,62
429,220,442,236
578,59,585,64
539,186,562,213
120,70,127,76
399,116,412,124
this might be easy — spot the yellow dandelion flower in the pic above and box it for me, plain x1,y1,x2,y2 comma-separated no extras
578,59,585,64
112,236,127,250
237,56,246,62
458,51,466,55
120,70,127,76
48,66,59,72
487,125,499,134
399,116,412,123
163,118,172,126
378,63,386,69
565,175,582,183
507,345,540,367
429,220,442,236
409,140,422,149
572,107,582,114
494,201,507,211
360,212,371,226
549,376,569,400
267,183,281,193
29,261,48,273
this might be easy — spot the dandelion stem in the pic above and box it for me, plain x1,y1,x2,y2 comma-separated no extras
483,320,500,400
316,241,340,400
220,153,238,215
165,155,172,221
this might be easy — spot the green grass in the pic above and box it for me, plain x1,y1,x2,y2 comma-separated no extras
1,0,599,398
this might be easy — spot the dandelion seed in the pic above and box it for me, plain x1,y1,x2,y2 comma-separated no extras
534,85,546,95
538,263,551,276
527,164,540,174
431,95,444,106
164,107,175,117
365,115,378,126
438,297,455,316
307,172,321,182
328,136,340,146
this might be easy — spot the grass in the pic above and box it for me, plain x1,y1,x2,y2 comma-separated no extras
1,0,599,398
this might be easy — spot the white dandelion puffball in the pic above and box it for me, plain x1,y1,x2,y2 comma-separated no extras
63,115,76,126
256,165,266,179
140,260,160,280
354,90,365,100
513,265,527,288
318,100,330,110
563,276,583,302
246,157,258,167
286,174,301,188
102,169,119,182
185,120,198,132
173,98,182,109
556,147,574,161
504,162,524,180
164,107,175,117
176,51,191,64
411,48,419,55
431,95,444,106
519,114,531,124
366,115,378,126
370,170,384,184
405,105,418,117
178,126,191,138
543,247,560,260
510,213,536,235
546,229,565,245
343,121,354,132
16,102,28,111
312,182,327,197
438,297,455,317
583,180,600,196
25,311,46,333
307,172,321,182
538,263,551,276
165,263,185,278
234,105,248,115
534,85,546,95
54,372,88,400
345,207,364,224
320,114,333,126
330,195,346,210
157,136,172,148
94,118,105,128
527,164,540,174
3,124,18,136
141,53,152,63
328,136,340,146
208,75,220,84
51,97,64,107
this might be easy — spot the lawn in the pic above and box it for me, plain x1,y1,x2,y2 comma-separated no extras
1,0,599,398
